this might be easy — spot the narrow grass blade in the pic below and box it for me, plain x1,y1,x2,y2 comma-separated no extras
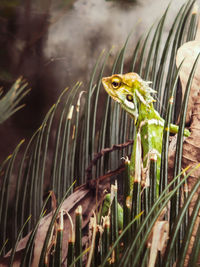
101,212,143,267
123,159,131,242
176,192,200,267
160,63,183,194
38,181,75,267
20,193,51,267
110,183,119,263
118,166,196,267
84,51,105,171
54,209,64,267
155,3,185,111
1,140,24,249
8,215,32,267
101,216,110,262
67,241,75,266
137,24,155,76
186,3,199,41
162,0,195,118
130,36,143,72
143,5,169,81
163,178,200,267
149,155,157,209
188,218,200,267
75,205,83,267
0,78,30,123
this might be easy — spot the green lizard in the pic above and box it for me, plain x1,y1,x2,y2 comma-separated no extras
101,73,190,226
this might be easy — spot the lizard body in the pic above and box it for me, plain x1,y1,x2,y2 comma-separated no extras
102,72,190,188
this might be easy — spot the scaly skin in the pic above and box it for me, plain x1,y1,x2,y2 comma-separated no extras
102,72,190,188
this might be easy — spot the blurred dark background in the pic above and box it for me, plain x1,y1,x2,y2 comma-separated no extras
0,0,192,163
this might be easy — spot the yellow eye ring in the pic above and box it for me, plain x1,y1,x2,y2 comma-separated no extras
111,77,121,89
126,94,133,102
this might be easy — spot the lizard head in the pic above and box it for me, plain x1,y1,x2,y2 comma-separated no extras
102,72,156,121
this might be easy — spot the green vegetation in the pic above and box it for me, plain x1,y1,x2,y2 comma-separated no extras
0,0,199,266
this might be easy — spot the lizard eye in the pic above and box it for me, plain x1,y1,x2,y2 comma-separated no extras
111,77,121,89
112,81,120,88
126,94,133,102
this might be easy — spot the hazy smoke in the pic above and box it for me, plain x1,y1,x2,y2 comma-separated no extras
44,0,190,88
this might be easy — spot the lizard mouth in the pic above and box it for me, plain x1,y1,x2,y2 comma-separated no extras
112,95,120,103
107,91,120,103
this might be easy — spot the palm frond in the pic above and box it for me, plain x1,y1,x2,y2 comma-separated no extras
0,0,199,266
0,77,30,123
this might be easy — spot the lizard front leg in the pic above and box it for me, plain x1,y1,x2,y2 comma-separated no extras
169,123,190,137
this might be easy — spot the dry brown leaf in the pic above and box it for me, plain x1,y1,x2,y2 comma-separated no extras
176,9,200,125
0,184,105,266
168,33,200,265
0,141,126,266
176,40,200,124
148,221,169,267
33,186,102,266
168,92,200,210
181,92,200,266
